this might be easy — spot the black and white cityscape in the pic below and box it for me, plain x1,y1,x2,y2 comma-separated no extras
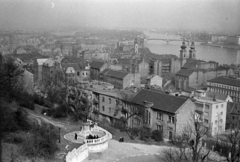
1,0,240,162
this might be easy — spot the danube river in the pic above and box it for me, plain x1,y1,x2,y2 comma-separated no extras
144,31,240,65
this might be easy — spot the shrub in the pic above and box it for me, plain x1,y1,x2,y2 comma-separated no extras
2,106,31,133
13,90,35,110
1,107,19,133
128,127,140,137
98,120,116,135
139,126,151,141
52,104,67,118
14,108,32,131
113,120,126,132
34,94,45,106
3,132,25,144
21,123,59,159
151,130,163,142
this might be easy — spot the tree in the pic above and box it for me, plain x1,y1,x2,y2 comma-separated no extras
0,54,24,101
161,113,216,162
66,86,93,122
115,91,145,139
221,127,240,162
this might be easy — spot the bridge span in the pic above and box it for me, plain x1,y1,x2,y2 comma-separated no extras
144,38,205,43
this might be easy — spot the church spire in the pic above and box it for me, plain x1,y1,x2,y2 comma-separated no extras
189,42,196,59
181,41,187,50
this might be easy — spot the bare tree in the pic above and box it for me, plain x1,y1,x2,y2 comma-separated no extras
221,127,240,162
114,91,145,139
161,113,217,162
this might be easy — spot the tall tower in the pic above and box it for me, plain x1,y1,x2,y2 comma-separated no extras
189,42,196,59
134,38,138,55
180,41,187,67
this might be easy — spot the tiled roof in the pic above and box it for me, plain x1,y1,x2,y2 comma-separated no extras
118,59,131,65
206,91,228,101
138,48,152,55
43,58,55,67
62,63,81,71
101,69,129,79
131,89,188,113
176,69,194,77
65,67,76,74
182,59,206,69
62,56,83,64
101,69,110,75
208,77,240,87
90,61,105,69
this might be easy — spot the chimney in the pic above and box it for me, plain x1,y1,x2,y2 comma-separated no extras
213,96,216,101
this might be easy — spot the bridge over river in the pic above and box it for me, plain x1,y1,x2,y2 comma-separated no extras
144,38,206,44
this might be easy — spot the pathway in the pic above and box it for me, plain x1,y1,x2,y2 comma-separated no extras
83,140,171,162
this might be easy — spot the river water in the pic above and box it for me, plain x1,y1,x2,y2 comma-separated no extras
144,31,240,65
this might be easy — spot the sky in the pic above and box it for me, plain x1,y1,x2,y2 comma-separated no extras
0,0,239,34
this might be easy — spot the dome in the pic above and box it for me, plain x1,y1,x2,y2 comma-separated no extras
181,41,186,49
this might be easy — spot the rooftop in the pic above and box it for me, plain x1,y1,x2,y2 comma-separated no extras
176,69,194,77
131,89,189,114
62,63,81,71
90,61,106,69
208,77,240,87
206,91,229,101
193,96,226,104
101,69,129,79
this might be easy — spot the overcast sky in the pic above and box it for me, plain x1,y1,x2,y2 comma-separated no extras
0,0,239,34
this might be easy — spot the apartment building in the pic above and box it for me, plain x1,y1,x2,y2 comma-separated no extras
193,90,228,136
207,76,240,102
90,61,108,80
130,89,196,140
100,69,141,89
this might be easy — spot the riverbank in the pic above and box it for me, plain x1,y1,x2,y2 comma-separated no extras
201,43,240,50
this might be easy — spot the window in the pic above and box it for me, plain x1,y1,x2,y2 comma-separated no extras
168,116,174,123
77,71,79,76
220,112,223,115
157,125,162,131
102,96,105,102
145,110,151,125
109,108,111,113
233,116,235,120
109,98,111,104
205,105,210,110
215,120,218,124
204,119,208,123
221,104,223,108
102,106,105,111
216,105,218,108
204,112,209,116
157,112,163,120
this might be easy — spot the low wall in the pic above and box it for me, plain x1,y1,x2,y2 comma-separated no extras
66,124,112,162
66,143,88,162
86,125,112,152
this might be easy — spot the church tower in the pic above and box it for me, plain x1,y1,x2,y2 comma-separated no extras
180,41,187,66
134,38,138,55
189,42,196,59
